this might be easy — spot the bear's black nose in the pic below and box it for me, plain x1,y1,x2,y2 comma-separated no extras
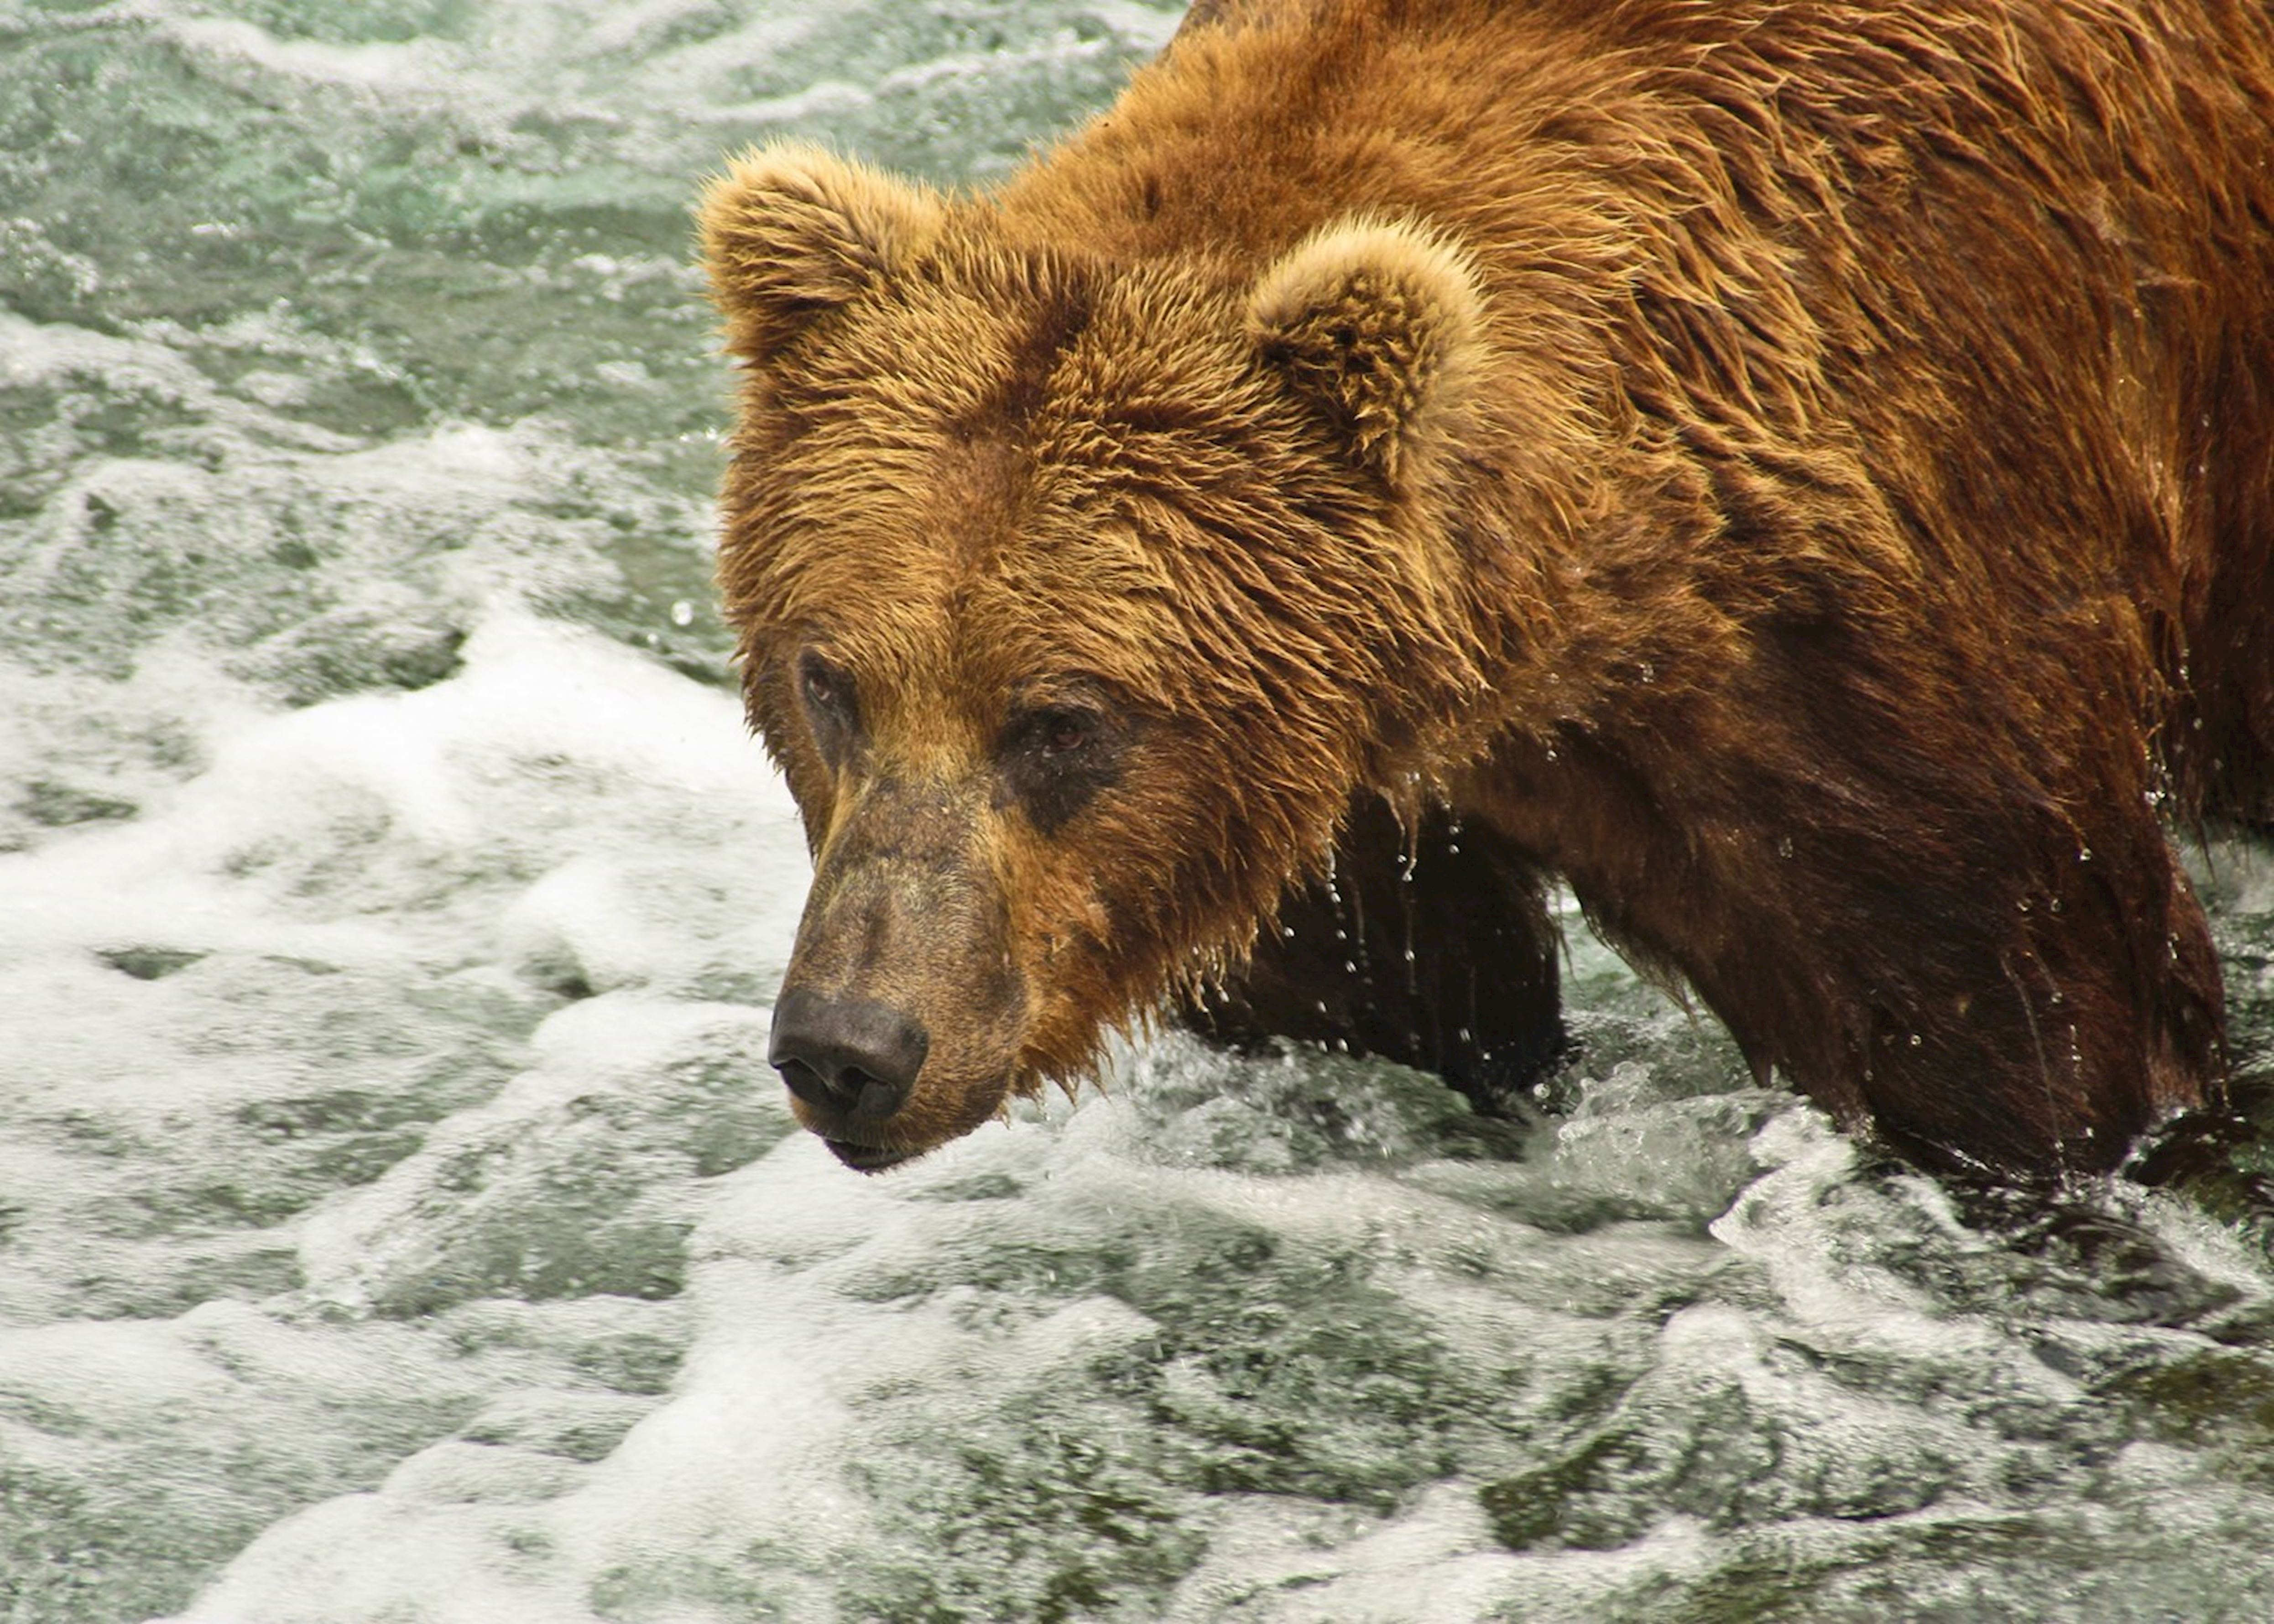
768,988,930,1119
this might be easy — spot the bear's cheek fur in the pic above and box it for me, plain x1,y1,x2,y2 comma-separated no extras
995,736,1245,1059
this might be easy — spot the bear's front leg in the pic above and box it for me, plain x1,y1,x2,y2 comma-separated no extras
1184,792,1565,1119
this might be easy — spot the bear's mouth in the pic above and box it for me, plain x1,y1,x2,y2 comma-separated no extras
821,1135,922,1173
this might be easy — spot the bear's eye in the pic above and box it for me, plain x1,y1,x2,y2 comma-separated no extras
996,697,1123,835
1038,708,1095,756
797,653,857,729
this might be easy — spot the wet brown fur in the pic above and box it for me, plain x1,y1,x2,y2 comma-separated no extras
703,0,2274,1179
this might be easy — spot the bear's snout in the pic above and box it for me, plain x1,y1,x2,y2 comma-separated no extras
770,773,1029,1169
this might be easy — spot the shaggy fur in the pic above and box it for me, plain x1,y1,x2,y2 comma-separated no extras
703,0,2274,1179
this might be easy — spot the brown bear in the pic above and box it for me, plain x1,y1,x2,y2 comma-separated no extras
699,0,2274,1181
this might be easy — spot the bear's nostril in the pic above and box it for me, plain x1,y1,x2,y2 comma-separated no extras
767,987,929,1119
843,1069,904,1119
775,1057,836,1110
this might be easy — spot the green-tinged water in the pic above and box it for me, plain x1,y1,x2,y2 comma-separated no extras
2,3,2272,1621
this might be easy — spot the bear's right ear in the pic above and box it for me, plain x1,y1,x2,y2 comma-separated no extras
1247,218,1486,486
698,144,946,364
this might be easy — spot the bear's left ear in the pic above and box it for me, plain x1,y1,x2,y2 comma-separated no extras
1247,218,1486,485
699,143,946,365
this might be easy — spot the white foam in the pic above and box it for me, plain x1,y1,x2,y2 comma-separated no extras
166,16,464,94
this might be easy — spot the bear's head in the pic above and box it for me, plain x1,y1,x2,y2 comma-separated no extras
701,144,1496,1170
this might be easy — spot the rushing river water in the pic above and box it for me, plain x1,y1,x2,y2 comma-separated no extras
3,3,2274,1621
